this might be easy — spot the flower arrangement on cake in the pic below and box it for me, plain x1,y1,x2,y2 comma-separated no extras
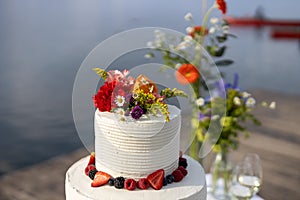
92,68,187,122
84,68,190,191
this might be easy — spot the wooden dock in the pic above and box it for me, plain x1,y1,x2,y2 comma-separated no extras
0,89,299,200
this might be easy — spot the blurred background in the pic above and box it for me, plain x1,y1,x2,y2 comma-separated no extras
0,0,299,199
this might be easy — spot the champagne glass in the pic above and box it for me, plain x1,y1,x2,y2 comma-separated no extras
230,163,253,200
238,154,263,195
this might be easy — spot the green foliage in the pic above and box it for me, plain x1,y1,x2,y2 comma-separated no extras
160,88,188,99
93,68,107,80
198,89,262,153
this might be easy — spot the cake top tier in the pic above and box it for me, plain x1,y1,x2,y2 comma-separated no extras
92,68,186,122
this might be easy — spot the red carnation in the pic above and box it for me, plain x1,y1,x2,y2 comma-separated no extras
216,0,227,15
93,81,116,112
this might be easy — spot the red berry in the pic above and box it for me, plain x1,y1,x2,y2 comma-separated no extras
124,179,137,191
178,166,188,176
91,171,111,187
172,169,184,182
88,152,96,165
137,178,150,190
147,169,164,190
85,164,96,176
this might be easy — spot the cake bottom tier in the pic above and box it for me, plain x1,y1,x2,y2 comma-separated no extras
65,155,207,200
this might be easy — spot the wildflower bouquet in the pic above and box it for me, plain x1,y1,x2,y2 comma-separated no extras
197,74,264,153
146,0,233,159
92,68,187,122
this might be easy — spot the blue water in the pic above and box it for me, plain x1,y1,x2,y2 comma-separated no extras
0,0,299,176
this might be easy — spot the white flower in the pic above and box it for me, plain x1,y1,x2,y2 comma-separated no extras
184,35,193,43
195,45,202,51
210,17,219,25
222,25,230,34
246,97,256,107
242,92,251,98
115,108,125,116
211,115,220,121
184,12,193,21
269,101,276,109
186,26,194,34
132,93,139,99
233,97,241,106
114,95,125,107
177,42,187,50
209,27,216,34
144,53,153,59
195,98,205,106
147,41,154,48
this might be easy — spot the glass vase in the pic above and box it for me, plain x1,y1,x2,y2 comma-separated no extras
210,147,233,200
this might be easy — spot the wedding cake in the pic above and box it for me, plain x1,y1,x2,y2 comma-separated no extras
65,69,207,199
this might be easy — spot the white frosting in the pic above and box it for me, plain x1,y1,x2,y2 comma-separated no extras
65,156,207,200
95,105,181,179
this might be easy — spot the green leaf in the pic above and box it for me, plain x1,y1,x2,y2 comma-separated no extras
215,46,226,57
93,68,107,80
215,59,234,66
217,35,227,43
227,33,238,38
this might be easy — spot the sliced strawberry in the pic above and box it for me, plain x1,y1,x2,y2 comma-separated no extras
87,152,96,166
137,178,150,190
172,169,184,182
178,166,188,176
85,164,96,176
91,171,111,187
147,169,164,190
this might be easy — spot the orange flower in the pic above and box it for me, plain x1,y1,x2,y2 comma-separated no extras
189,26,208,38
216,0,227,14
175,64,200,85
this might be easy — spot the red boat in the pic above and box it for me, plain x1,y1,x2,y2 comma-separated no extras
271,29,300,39
225,16,300,27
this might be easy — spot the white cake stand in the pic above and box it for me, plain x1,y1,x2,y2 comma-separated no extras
65,155,207,200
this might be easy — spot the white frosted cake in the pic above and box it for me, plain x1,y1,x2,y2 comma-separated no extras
95,105,180,179
65,69,207,199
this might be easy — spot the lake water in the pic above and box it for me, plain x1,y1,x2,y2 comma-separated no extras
0,0,299,176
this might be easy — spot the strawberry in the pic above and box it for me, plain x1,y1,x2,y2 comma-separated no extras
88,152,96,166
137,178,150,190
85,164,96,176
124,179,137,191
91,171,111,187
147,169,164,190
172,169,184,182
178,166,188,176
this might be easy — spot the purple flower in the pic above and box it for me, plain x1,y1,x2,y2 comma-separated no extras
130,105,144,120
199,112,206,121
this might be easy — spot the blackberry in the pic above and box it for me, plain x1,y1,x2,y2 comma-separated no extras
179,157,188,168
114,177,125,189
166,174,174,184
108,178,115,186
163,177,168,186
88,169,98,180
